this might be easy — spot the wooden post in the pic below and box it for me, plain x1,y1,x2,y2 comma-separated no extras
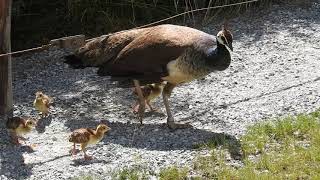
0,0,13,118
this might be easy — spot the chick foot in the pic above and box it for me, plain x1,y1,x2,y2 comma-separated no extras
70,149,79,156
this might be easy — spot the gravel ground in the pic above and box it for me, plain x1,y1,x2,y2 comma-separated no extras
1,1,320,179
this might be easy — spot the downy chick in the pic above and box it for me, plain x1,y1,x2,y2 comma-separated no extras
69,124,111,160
33,91,53,118
6,117,37,145
132,82,165,113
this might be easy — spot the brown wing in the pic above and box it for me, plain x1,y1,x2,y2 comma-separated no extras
42,98,49,108
67,28,149,68
97,25,185,78
86,128,96,135
97,25,216,82
43,94,53,107
67,24,215,85
69,128,94,143
6,117,25,130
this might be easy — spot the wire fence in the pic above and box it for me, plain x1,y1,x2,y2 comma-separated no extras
0,0,258,58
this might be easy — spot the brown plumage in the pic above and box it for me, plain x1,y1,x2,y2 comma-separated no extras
69,124,111,160
132,82,165,116
65,24,233,129
6,117,36,145
33,91,53,118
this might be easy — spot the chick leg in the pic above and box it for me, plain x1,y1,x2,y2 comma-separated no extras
70,143,78,156
162,83,192,129
146,100,153,111
10,132,20,145
39,111,46,119
133,80,145,124
132,101,140,114
19,136,27,145
81,143,92,160
43,109,49,118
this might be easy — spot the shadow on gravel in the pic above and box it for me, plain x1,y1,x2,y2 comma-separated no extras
230,2,318,44
35,116,53,133
71,159,111,166
185,77,320,119
142,111,166,118
29,154,70,167
0,144,33,179
0,118,32,179
65,119,241,159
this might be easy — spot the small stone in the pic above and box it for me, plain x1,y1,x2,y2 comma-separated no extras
79,111,85,116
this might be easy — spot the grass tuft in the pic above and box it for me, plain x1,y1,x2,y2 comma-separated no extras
112,166,149,180
159,166,188,180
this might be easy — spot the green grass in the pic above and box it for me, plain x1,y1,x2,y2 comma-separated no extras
159,166,188,180
194,109,320,179
111,165,188,180
193,135,231,149
112,166,149,180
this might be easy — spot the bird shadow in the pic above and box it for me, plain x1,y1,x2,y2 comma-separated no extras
0,115,35,179
0,137,33,179
64,118,242,159
71,158,111,166
143,111,166,118
29,154,70,167
35,116,52,133
19,144,36,153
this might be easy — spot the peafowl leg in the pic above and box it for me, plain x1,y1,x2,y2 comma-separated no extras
133,80,145,124
162,83,192,129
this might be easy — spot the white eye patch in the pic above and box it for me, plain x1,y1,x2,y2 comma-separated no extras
217,36,225,45
216,31,226,44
